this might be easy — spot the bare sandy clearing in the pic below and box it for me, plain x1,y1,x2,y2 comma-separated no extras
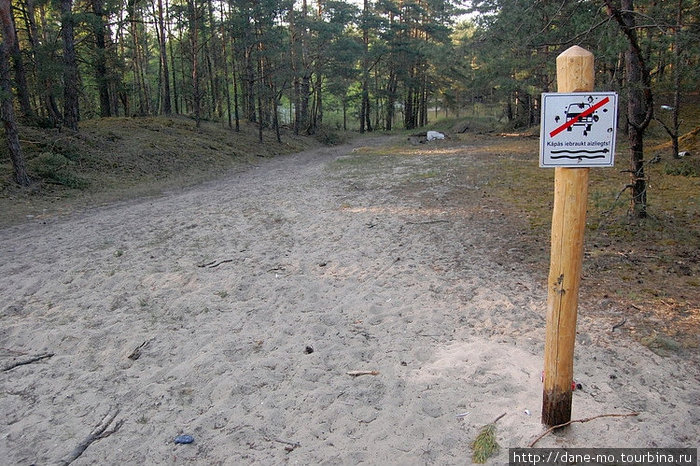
1,137,697,465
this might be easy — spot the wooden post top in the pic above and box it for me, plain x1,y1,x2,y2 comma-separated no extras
558,45,593,58
556,46,594,93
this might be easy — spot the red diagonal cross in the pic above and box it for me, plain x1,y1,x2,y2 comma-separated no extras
549,97,610,138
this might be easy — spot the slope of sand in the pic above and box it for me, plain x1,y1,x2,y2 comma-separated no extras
1,137,698,464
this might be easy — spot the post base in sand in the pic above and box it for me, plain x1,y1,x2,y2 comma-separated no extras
542,389,572,426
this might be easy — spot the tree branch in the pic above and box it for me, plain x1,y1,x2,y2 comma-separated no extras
529,412,639,448
540,17,611,48
601,183,634,218
653,116,677,139
57,407,122,466
603,0,654,130
2,352,54,372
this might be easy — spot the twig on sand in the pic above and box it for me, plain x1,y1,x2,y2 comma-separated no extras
528,412,639,448
406,220,450,225
197,259,234,268
612,318,627,332
264,436,301,452
127,340,150,360
347,370,380,377
58,407,123,465
2,352,54,372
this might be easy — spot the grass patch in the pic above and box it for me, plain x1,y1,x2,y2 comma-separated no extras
641,332,681,357
663,159,699,177
408,170,439,181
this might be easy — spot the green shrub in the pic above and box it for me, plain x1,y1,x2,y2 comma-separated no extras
663,160,698,177
29,152,89,189
314,127,347,146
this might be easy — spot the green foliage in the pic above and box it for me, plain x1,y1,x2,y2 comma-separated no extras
471,423,499,463
29,152,89,189
663,160,699,177
314,126,349,146
4,0,699,145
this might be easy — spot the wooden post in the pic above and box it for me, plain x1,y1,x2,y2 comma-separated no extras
542,46,594,426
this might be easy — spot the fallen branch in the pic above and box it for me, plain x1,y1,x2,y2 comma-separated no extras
264,436,301,452
612,318,627,332
601,184,633,217
528,412,639,448
58,407,123,465
198,259,234,268
347,370,379,377
127,340,150,360
406,220,450,225
2,352,54,372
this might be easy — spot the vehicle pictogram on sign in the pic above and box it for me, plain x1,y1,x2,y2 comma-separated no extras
540,92,618,168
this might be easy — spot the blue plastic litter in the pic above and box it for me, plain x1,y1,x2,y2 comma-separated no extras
174,435,194,444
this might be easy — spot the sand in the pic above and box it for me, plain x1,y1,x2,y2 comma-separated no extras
1,137,698,465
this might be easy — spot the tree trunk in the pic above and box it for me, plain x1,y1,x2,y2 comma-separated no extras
317,76,323,129
129,4,148,115
257,61,263,143
374,66,380,129
288,4,300,135
165,0,179,114
272,85,282,143
188,0,201,127
360,0,370,133
0,2,34,122
670,0,682,159
298,0,311,134
156,0,171,115
92,0,111,117
203,38,215,120
0,40,31,186
206,0,220,121
342,92,347,130
386,69,396,131
33,1,62,124
404,78,414,130
625,31,649,217
220,4,231,128
129,2,147,115
300,74,310,133
419,72,428,127
61,0,79,130
626,40,648,218
180,28,189,114
231,36,240,131
200,4,216,120
245,48,256,123
605,0,653,218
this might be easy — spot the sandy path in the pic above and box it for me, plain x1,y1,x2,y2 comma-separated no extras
1,137,698,464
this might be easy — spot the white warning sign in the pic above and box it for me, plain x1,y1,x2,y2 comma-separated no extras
540,92,618,168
